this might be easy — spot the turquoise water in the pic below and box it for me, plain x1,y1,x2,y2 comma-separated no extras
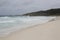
0,16,56,37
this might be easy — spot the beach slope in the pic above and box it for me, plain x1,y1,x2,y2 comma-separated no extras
0,17,60,40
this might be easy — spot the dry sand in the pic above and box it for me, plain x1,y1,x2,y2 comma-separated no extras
0,16,60,40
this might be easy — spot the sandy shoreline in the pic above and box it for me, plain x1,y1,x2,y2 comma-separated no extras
0,16,60,40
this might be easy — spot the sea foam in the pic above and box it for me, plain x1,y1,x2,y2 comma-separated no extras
0,16,56,37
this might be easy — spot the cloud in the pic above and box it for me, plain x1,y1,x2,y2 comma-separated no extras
0,0,60,15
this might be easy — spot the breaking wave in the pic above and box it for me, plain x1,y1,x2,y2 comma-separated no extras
0,16,56,37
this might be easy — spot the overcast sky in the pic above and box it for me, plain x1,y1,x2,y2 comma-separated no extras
0,0,60,15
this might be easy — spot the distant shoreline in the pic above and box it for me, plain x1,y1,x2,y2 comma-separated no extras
23,8,60,16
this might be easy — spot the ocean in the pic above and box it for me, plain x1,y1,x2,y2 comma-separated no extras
0,16,56,37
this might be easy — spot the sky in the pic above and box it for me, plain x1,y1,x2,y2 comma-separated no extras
0,0,60,15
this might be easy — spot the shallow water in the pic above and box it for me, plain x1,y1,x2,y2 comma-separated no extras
0,16,56,37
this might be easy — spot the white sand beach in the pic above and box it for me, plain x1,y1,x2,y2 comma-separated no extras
0,16,60,40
